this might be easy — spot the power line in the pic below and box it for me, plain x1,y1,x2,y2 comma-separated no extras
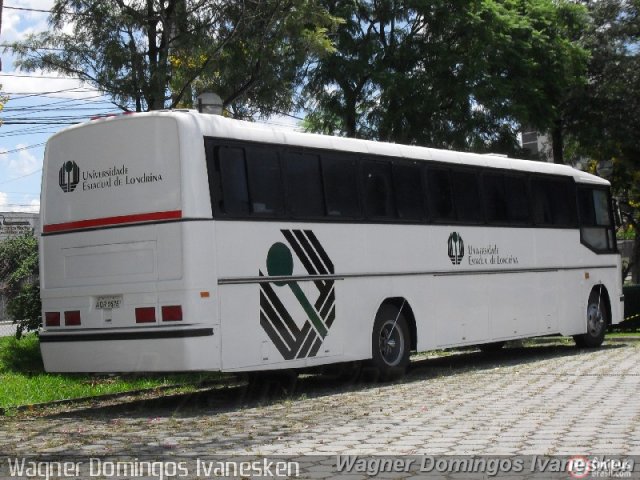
0,167,43,185
3,5,49,13
3,94,115,110
4,106,118,113
0,143,46,154
0,122,70,136
2,120,80,125
1,44,66,51
0,73,81,80
3,87,98,100
0,127,61,138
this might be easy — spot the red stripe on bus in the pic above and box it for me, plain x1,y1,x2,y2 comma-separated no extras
43,210,183,233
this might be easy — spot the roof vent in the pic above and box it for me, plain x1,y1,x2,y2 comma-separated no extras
196,92,223,115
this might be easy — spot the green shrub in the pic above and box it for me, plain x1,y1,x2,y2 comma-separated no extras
0,233,41,338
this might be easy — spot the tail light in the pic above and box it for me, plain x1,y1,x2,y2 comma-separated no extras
45,312,61,327
64,310,81,326
162,305,182,321
135,307,156,323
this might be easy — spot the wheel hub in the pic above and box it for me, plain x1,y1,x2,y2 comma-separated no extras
587,303,604,336
379,321,404,366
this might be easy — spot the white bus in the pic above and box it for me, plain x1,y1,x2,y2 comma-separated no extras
39,110,623,379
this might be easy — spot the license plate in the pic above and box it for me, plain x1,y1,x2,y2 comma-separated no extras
95,295,122,309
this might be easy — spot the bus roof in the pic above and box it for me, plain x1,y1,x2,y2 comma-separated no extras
59,110,609,187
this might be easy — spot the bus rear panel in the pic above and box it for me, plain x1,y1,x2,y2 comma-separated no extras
39,114,220,372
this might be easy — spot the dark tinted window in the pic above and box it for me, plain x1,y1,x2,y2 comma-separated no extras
578,188,611,227
577,187,615,252
531,178,577,226
483,173,530,225
322,156,360,217
362,160,396,218
504,176,531,224
483,173,508,224
393,163,424,220
451,170,483,222
218,146,250,215
284,152,324,217
427,168,455,221
246,147,283,215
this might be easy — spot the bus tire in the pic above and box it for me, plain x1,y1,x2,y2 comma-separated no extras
369,304,410,381
574,289,607,348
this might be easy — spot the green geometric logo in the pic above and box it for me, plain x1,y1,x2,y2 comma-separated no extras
259,230,335,359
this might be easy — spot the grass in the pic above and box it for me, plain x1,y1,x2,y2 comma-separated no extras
606,330,640,337
0,334,223,412
2,329,638,413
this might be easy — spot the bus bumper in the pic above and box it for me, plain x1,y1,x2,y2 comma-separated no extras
39,327,219,373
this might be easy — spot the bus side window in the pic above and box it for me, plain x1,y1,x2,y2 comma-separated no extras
504,176,531,224
532,178,577,227
362,160,396,219
217,146,250,216
284,152,325,218
322,155,361,218
578,187,615,252
483,173,508,224
451,170,483,223
245,147,284,216
393,162,424,221
426,168,455,222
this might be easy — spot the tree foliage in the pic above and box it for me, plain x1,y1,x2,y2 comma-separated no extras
9,0,337,115
0,233,41,339
303,0,588,157
566,0,640,281
172,1,339,118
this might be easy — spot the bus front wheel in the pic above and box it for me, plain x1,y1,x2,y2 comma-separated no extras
369,304,410,381
574,289,607,348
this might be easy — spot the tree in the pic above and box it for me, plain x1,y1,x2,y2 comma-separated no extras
565,0,640,280
10,0,337,115
303,0,588,157
0,233,40,339
171,1,338,118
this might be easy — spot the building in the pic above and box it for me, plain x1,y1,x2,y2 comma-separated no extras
0,212,40,325
0,212,39,242
521,127,554,162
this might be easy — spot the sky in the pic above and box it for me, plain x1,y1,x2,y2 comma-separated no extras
0,0,301,214
0,0,121,213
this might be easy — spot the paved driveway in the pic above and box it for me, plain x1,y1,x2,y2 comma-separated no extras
1,341,639,457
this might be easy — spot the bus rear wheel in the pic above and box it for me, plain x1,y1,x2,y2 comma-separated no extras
574,289,607,348
369,304,410,381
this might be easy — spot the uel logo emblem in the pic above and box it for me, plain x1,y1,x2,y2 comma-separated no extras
259,230,335,360
448,232,464,265
59,161,80,193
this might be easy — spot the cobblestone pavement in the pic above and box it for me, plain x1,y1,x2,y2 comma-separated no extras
1,342,639,457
